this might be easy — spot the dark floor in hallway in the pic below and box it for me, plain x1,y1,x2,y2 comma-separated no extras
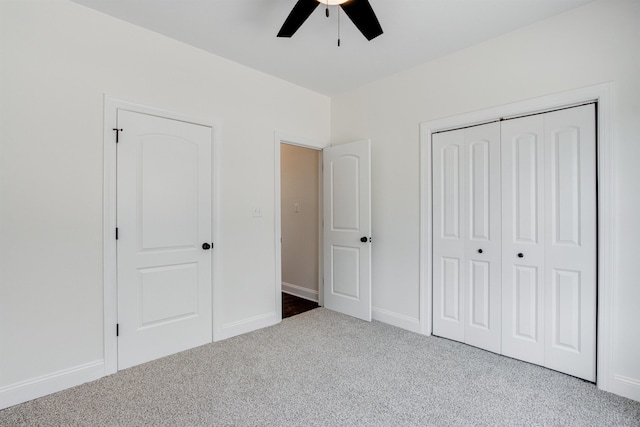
282,292,319,318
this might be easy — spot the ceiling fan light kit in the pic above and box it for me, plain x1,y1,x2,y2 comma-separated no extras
277,0,383,44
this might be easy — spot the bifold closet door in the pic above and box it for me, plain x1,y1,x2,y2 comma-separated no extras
543,105,596,381
501,104,596,381
432,122,502,353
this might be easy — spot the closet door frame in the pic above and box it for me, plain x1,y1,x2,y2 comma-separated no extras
419,82,614,392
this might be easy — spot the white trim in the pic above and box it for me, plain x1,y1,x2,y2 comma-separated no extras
419,121,433,336
274,131,328,321
275,132,327,150
317,153,324,307
0,360,104,410
103,97,118,375
103,96,221,371
419,82,616,393
372,308,421,334
612,375,640,402
274,135,283,322
594,83,615,393
282,282,319,302
210,118,223,343
218,312,279,341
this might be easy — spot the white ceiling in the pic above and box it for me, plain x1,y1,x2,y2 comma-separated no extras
71,0,594,96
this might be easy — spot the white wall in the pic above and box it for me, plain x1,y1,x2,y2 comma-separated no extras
331,0,640,401
2,0,639,408
281,144,319,300
0,0,329,398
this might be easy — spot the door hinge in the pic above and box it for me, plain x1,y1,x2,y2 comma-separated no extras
115,227,119,240
112,128,123,143
116,323,119,337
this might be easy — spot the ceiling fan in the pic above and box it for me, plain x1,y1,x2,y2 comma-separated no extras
277,0,383,42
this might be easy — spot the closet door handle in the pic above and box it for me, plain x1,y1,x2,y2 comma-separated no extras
517,253,524,258
477,249,483,254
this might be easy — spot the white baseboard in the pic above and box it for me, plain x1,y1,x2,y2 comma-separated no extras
612,374,640,402
0,360,104,410
216,312,280,341
372,307,421,334
282,282,318,302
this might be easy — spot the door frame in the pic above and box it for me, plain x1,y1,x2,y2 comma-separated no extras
103,96,221,375
274,132,328,319
419,82,615,392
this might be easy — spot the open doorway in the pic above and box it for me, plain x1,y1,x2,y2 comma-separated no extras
280,143,321,318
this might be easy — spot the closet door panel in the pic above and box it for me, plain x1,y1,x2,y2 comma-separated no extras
441,145,461,239
464,124,501,354
513,134,539,244
432,130,466,342
544,104,596,381
441,257,462,322
501,115,545,365
469,260,490,329
512,265,540,341
469,139,491,240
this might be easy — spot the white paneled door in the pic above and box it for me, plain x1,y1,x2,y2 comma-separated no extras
117,110,213,370
543,105,596,380
501,114,546,365
501,105,596,381
433,104,596,382
323,140,372,321
432,122,502,353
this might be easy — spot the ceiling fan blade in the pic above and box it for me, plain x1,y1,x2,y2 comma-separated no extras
277,0,320,38
340,0,383,41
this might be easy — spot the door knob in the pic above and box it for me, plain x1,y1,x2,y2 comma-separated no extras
478,249,483,254
517,253,524,258
202,243,211,250
360,236,368,243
